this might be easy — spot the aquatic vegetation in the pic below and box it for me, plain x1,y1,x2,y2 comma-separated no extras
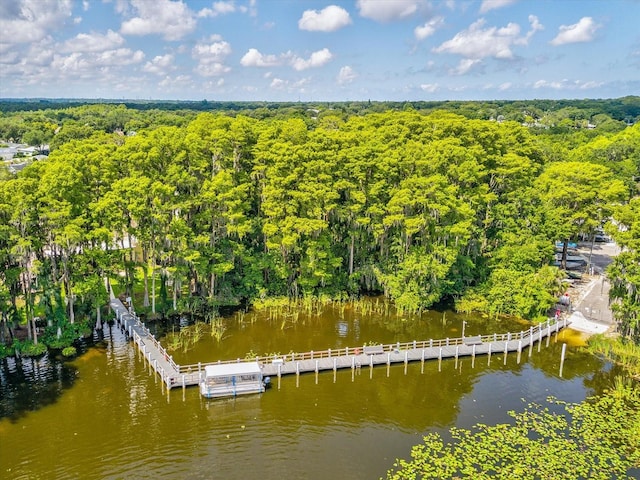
165,319,226,353
588,335,640,379
386,383,640,479
61,346,77,357
13,340,47,357
210,319,226,342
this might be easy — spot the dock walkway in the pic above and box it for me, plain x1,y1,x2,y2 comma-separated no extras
109,294,570,393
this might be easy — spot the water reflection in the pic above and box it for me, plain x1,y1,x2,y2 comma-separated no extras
0,354,77,422
0,305,622,480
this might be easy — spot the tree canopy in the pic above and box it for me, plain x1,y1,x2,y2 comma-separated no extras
1,102,639,355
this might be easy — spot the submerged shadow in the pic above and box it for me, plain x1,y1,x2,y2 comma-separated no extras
0,353,78,422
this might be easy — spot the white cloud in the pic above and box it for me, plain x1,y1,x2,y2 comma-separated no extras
533,78,604,90
94,48,145,66
240,48,283,67
420,83,439,93
195,62,231,76
270,78,286,89
519,15,543,44
414,16,444,40
452,58,481,74
579,80,604,89
1,37,152,95
107,0,131,15
158,74,192,89
298,5,352,32
61,30,125,53
49,48,145,77
269,77,310,92
26,44,54,67
198,1,237,18
0,0,73,44
498,82,512,91
479,0,517,14
240,47,332,71
246,0,258,17
192,37,232,77
337,65,357,84
434,16,542,61
193,40,232,63
143,54,175,75
291,48,333,71
550,17,599,46
357,0,423,23
534,79,565,89
120,0,196,41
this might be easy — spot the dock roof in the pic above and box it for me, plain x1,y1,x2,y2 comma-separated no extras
204,362,262,377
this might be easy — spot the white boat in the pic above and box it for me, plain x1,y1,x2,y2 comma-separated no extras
200,362,266,399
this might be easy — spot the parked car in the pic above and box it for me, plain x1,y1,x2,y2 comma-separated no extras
594,234,609,243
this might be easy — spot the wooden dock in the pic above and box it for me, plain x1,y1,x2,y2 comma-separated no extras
109,296,570,393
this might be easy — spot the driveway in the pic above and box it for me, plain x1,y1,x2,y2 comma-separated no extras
566,241,619,335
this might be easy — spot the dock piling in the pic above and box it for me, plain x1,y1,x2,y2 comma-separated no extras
108,294,570,395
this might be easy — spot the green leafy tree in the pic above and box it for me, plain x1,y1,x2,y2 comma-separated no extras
535,161,627,268
608,198,640,342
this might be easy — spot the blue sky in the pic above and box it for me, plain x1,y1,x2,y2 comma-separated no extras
1,0,638,101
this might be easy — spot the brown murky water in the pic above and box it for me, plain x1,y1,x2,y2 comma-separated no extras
0,304,616,480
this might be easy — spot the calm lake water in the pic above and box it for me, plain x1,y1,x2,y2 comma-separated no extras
0,303,619,480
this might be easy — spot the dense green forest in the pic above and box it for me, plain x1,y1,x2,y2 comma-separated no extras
1,99,639,356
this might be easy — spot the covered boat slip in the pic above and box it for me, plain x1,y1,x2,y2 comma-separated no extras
200,362,265,398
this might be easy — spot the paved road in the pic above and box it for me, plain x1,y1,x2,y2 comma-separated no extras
568,242,619,334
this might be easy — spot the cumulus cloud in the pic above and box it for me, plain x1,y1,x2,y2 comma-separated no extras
196,62,231,77
49,48,145,77
143,54,175,75
434,16,542,61
479,0,517,14
192,36,232,76
550,17,599,46
241,47,333,71
120,0,196,41
61,30,125,53
298,5,352,32
534,78,604,90
420,83,439,93
158,74,192,89
291,48,333,71
414,16,444,40
452,58,481,74
240,48,283,67
337,65,357,84
357,0,423,23
193,38,232,62
198,1,237,18
95,48,145,66
269,77,310,92
270,78,286,89
0,0,73,44
521,15,544,44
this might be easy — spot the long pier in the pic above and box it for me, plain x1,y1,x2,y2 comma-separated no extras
109,296,570,392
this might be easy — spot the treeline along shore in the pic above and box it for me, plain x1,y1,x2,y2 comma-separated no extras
1,98,639,357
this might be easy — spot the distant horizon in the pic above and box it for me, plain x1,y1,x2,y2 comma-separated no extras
1,1,638,102
2,95,638,104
